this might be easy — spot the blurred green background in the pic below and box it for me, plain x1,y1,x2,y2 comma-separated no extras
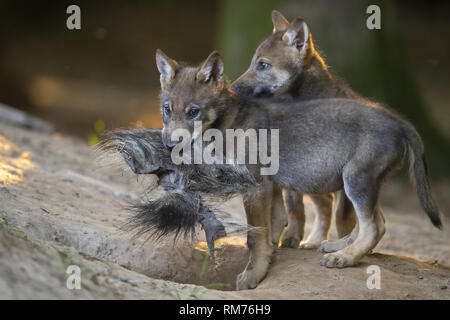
0,0,449,177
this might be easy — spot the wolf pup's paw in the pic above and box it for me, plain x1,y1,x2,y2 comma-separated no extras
271,222,286,248
236,271,262,290
280,237,301,248
279,225,302,248
299,239,323,249
299,231,327,249
319,252,357,268
236,265,269,290
319,235,354,253
280,236,301,248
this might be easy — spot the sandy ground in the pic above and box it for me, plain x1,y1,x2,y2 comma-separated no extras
0,122,449,299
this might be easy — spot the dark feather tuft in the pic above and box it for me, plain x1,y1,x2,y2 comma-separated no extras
124,187,200,242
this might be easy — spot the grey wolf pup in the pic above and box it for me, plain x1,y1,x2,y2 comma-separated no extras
155,49,441,290
232,10,361,250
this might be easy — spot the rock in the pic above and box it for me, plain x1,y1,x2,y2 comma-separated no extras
0,227,236,299
0,103,53,134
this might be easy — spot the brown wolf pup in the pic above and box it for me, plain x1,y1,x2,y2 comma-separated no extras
231,10,370,250
155,49,441,290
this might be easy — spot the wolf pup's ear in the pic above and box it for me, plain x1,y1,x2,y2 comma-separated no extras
156,49,179,86
282,18,310,51
272,10,289,33
196,51,224,84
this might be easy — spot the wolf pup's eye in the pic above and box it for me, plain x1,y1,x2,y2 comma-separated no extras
188,106,200,119
256,61,271,71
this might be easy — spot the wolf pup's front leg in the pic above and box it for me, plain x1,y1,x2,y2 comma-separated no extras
237,180,274,290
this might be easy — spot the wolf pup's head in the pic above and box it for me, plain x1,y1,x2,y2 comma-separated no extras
232,10,314,98
156,49,228,148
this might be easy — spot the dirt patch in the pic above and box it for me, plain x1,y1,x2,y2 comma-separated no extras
0,122,248,289
0,122,449,299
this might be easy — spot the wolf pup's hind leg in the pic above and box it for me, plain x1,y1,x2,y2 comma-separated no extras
320,163,386,268
334,190,357,238
319,190,359,253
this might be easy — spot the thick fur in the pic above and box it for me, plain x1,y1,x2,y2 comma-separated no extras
406,128,442,228
155,50,442,289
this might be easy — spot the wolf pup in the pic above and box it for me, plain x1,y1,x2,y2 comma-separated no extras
232,11,361,250
155,49,441,290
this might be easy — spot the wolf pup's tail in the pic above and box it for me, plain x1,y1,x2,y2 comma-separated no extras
404,124,442,228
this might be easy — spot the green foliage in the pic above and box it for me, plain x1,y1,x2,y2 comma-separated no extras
218,0,287,80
